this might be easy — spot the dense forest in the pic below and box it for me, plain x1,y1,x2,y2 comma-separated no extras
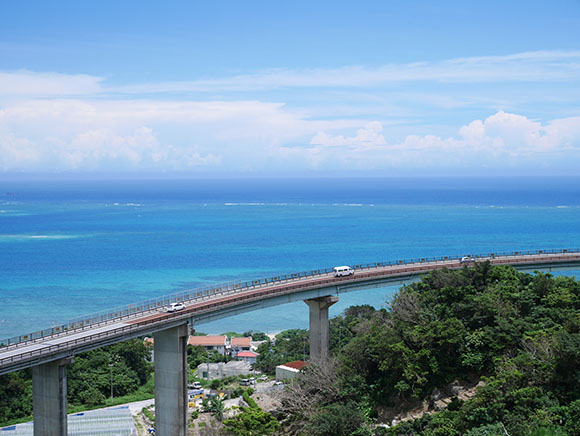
2,263,580,435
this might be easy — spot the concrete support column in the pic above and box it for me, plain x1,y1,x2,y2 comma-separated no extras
154,324,188,436
33,358,70,436
305,295,338,362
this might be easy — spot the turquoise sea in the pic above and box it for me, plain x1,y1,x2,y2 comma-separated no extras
1,177,579,339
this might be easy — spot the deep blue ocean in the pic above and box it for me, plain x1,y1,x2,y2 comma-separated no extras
1,177,579,339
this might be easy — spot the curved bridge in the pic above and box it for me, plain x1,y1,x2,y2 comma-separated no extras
2,249,580,374
1,249,580,435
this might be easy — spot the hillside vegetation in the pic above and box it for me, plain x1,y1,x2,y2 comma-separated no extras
278,263,580,435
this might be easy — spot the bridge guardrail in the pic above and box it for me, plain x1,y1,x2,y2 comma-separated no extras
1,248,579,348
0,261,454,369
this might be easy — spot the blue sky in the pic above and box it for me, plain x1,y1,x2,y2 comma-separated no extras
0,0,579,177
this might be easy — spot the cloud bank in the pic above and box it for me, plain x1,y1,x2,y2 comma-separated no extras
1,93,578,175
0,50,578,175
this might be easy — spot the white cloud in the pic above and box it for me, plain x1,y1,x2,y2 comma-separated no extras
112,50,580,94
311,121,387,148
0,98,354,172
0,133,41,170
0,71,103,96
64,127,159,169
306,111,580,172
0,88,578,174
0,100,240,171
540,116,580,151
455,111,580,154
1,50,578,101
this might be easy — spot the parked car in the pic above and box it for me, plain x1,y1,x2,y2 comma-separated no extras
166,302,186,312
258,375,268,381
191,381,202,389
239,378,251,386
460,256,476,263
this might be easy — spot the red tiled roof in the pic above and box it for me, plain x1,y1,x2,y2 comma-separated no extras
188,335,227,347
237,351,259,357
282,360,309,370
231,337,252,347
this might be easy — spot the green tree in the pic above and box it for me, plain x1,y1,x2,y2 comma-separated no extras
0,370,33,424
243,331,268,341
187,345,210,369
305,402,368,436
209,396,225,421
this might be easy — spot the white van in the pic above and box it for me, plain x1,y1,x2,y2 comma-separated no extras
333,266,354,277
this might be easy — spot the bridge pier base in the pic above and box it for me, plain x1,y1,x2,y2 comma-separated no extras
154,324,189,436
305,295,338,362
32,358,70,436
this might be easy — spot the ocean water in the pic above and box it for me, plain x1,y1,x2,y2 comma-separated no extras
1,177,579,338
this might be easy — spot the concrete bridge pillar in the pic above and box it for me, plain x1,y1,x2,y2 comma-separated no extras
154,324,189,436
32,358,70,436
305,295,338,362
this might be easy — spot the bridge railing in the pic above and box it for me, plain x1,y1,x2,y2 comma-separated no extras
1,248,579,348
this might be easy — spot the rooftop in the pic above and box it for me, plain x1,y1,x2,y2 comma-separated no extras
280,360,309,370
188,335,227,347
237,351,259,358
231,337,252,347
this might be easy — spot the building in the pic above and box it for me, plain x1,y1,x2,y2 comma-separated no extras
188,335,228,355
236,351,259,364
231,337,252,356
196,361,256,380
275,360,309,381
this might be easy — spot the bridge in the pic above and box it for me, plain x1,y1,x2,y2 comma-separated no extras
1,249,580,435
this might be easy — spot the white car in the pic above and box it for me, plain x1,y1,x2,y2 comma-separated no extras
460,256,476,263
333,266,354,277
166,302,186,312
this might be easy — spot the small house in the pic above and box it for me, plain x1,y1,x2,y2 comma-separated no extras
236,351,259,364
231,337,252,356
275,360,309,381
188,335,228,355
